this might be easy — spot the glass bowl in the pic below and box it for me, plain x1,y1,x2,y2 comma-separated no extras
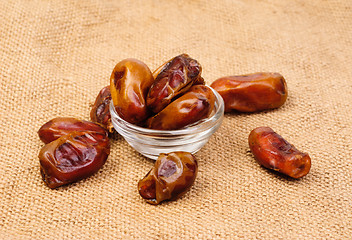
109,86,224,160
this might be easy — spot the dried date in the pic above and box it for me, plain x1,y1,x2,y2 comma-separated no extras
39,131,110,188
210,72,287,112
146,85,215,130
147,54,203,114
38,117,108,144
110,58,154,124
138,151,198,205
90,86,113,132
248,127,311,178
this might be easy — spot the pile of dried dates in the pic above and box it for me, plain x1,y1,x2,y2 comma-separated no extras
37,54,311,205
109,54,214,129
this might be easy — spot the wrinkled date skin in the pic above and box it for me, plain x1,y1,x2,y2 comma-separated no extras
90,86,113,132
39,131,110,188
146,85,215,130
210,72,287,112
110,58,154,124
147,54,204,114
38,117,108,144
138,152,198,205
248,127,311,178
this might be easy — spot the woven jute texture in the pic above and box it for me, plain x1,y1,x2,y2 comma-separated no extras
1,0,351,239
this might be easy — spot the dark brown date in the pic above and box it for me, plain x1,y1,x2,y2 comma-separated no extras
248,127,311,178
146,85,215,130
39,131,110,188
210,72,287,112
38,117,108,144
138,151,198,205
110,58,154,124
147,54,203,114
90,86,113,132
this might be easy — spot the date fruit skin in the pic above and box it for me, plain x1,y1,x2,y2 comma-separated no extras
138,151,198,205
210,72,287,113
146,85,215,130
147,54,203,114
90,86,113,132
248,127,311,178
38,117,108,144
39,131,110,188
110,58,154,124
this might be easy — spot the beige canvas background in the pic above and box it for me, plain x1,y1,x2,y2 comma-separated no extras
1,0,351,239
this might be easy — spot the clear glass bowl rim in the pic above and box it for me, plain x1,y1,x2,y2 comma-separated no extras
109,86,224,137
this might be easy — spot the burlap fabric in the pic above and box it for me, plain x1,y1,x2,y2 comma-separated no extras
1,0,351,239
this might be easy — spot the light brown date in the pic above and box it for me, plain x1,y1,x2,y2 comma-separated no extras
90,86,113,132
147,54,203,114
248,127,311,178
146,85,215,130
210,72,287,112
39,131,110,188
138,151,198,205
110,58,154,124
38,117,108,144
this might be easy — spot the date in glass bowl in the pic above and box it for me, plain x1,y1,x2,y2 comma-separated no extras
110,86,224,160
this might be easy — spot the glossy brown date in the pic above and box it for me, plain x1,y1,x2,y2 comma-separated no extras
90,86,113,132
138,151,198,205
248,127,311,178
110,58,154,124
39,131,110,188
38,117,108,144
147,54,203,113
210,72,287,112
146,85,215,130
